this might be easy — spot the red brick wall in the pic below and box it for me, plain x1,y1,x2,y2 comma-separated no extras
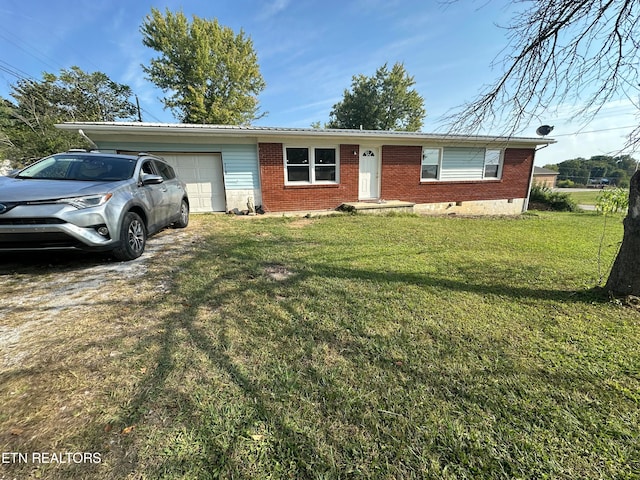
258,142,535,211
380,146,534,203
258,143,359,212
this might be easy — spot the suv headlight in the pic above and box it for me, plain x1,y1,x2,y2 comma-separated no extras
55,193,113,209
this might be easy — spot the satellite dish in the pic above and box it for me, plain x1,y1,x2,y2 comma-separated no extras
536,125,554,136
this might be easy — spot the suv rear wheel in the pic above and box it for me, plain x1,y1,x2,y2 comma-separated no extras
112,212,146,261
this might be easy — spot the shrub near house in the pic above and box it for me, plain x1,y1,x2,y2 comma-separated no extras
529,184,578,211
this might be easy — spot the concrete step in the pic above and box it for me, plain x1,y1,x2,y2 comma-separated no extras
338,200,415,214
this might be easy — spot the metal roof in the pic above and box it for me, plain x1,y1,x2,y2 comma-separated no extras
56,122,556,147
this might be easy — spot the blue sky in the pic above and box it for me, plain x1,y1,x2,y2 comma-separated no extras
0,0,637,166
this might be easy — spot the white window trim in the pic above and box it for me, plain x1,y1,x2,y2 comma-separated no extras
284,145,340,185
483,149,503,179
420,147,505,182
420,147,442,181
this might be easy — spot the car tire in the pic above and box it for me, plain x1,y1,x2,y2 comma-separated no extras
173,199,189,228
112,212,146,261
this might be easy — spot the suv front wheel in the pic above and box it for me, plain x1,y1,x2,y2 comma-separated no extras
112,212,146,261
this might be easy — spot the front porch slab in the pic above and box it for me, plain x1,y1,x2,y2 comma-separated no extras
338,200,416,214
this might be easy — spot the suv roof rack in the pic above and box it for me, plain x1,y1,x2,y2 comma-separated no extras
137,152,164,160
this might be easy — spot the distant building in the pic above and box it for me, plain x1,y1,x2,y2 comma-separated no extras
533,166,559,188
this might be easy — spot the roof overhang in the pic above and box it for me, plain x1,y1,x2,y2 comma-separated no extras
533,167,560,175
55,122,556,148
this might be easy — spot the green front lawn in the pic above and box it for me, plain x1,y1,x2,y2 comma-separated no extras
565,189,604,206
1,212,638,479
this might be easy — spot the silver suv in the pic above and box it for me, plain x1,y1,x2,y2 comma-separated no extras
0,151,189,260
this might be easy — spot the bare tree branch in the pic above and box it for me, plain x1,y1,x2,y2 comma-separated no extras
445,0,640,145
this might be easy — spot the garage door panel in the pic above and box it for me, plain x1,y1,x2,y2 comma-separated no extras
158,154,225,212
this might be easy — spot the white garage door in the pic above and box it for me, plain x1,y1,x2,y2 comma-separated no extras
160,153,226,213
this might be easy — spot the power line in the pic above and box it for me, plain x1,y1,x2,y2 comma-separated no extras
550,105,637,124
0,28,166,122
553,125,638,137
0,31,61,73
0,60,33,81
138,105,165,123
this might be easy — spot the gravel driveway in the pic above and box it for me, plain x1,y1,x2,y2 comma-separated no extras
0,226,202,369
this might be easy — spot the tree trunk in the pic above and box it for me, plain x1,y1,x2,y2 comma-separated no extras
605,170,640,296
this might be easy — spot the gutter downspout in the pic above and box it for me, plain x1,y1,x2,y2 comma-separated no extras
78,129,99,150
523,144,550,213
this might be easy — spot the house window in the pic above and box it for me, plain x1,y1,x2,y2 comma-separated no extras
484,149,502,178
286,147,310,182
421,147,441,180
424,147,504,181
314,148,337,181
285,146,338,184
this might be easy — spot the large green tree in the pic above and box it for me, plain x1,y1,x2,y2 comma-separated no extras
553,155,636,187
0,66,137,165
141,8,266,125
327,62,425,131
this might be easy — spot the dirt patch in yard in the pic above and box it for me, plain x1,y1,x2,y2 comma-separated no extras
264,264,296,281
287,217,315,229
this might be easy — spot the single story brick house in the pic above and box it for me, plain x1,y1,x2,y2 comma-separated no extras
57,122,555,215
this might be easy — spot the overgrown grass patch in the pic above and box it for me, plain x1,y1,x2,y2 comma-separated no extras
1,212,638,479
565,189,602,206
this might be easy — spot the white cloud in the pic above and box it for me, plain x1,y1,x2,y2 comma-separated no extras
257,0,291,21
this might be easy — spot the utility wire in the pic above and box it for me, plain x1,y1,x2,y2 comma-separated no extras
0,31,61,73
553,125,638,137
0,28,167,123
138,106,165,123
0,60,34,81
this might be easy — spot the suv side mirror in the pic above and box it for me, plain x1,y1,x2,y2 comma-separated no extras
141,173,164,185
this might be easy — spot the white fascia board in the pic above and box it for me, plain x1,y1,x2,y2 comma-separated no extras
55,122,556,148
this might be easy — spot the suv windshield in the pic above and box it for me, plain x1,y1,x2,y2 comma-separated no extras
17,154,137,181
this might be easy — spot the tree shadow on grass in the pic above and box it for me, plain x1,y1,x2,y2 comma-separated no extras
83,227,630,478
303,262,608,304
4,219,619,478
0,250,113,274
87,292,332,477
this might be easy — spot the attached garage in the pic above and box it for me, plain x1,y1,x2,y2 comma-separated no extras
66,123,262,213
156,153,226,213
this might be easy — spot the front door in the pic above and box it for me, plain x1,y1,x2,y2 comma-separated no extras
359,147,379,200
